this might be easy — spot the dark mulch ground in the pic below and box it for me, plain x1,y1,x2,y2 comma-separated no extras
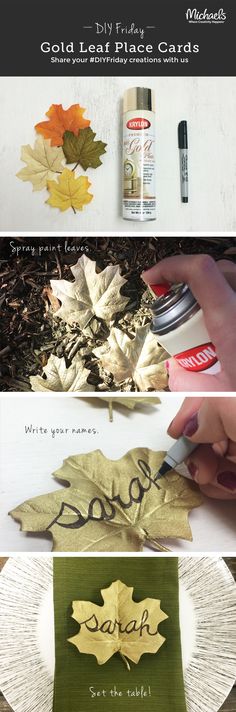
0,236,236,391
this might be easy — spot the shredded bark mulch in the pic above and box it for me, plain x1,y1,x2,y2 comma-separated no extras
0,236,235,391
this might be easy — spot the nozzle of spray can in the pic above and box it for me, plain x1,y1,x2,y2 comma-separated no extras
149,283,220,374
149,283,171,297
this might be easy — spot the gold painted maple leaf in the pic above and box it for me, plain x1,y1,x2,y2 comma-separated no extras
50,254,129,330
30,354,94,392
94,325,168,390
69,579,168,669
10,448,202,552
87,396,161,421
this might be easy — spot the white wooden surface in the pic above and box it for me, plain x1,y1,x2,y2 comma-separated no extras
0,394,236,552
0,76,236,233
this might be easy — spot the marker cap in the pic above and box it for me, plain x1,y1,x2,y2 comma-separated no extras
178,120,188,149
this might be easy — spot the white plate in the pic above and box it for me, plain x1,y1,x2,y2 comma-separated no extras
0,557,236,712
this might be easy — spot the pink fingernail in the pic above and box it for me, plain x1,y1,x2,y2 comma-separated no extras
217,472,236,491
187,462,198,480
183,413,199,437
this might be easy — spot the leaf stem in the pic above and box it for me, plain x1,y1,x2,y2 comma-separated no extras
72,206,76,214
108,399,113,422
72,161,80,172
147,538,170,552
120,652,131,671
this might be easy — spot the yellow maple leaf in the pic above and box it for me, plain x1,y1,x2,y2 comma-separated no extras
69,579,168,669
46,168,93,212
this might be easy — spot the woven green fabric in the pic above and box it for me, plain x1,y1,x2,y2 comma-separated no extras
53,557,186,712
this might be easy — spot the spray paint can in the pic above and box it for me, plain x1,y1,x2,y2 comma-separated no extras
150,283,220,374
123,87,156,221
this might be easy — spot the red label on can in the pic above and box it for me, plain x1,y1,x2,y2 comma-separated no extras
175,342,218,372
126,118,151,130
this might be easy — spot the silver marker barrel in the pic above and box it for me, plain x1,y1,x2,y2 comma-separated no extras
178,120,188,203
156,436,198,479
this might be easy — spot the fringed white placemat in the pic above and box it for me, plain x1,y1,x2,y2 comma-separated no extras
0,557,236,712
0,557,53,712
180,557,236,712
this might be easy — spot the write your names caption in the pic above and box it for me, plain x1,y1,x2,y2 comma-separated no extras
24,424,99,439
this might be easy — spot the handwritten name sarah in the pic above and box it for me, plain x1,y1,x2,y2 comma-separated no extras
47,459,162,531
79,608,159,636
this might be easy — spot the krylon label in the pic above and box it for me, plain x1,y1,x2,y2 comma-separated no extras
126,118,151,130
175,342,218,372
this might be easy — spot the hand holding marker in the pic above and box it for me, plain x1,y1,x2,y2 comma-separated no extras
164,398,236,500
157,437,197,478
142,254,236,392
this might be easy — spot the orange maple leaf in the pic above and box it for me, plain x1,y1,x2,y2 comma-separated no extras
35,104,90,147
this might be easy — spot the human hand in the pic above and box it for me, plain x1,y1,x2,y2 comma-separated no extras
142,254,236,392
168,397,236,499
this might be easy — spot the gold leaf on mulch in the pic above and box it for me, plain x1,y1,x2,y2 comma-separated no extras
30,354,94,392
50,255,129,330
94,325,168,391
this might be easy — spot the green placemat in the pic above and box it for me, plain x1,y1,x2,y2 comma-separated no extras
53,557,186,712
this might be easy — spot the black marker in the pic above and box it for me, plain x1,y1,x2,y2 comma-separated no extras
178,120,188,203
156,436,197,479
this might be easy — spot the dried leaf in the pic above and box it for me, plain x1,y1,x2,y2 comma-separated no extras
46,169,93,212
16,136,64,191
69,579,168,669
29,354,94,392
50,255,129,330
35,103,90,147
10,448,202,552
63,128,107,170
94,326,168,391
42,286,61,312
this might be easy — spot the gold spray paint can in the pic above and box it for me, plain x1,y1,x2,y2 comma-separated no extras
123,87,156,221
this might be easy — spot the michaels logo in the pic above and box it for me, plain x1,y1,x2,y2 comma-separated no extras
186,7,226,23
